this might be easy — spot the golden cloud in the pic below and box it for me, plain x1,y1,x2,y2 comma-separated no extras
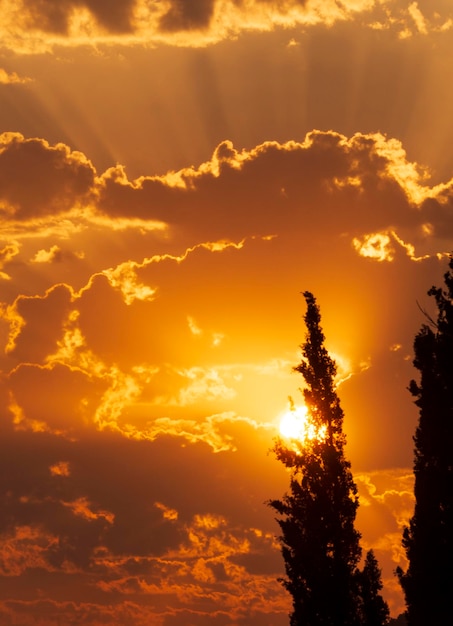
0,68,32,84
353,232,396,262
155,502,179,521
49,461,71,477
0,241,20,280
62,497,115,524
2,0,451,52
352,229,445,262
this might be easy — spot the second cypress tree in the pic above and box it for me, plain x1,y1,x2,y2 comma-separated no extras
397,257,453,625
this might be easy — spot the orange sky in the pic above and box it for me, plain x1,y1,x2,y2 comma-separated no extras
1,1,452,623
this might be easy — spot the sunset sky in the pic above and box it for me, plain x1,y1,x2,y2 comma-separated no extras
1,1,453,624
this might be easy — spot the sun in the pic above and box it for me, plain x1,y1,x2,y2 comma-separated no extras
279,403,327,444
279,405,309,440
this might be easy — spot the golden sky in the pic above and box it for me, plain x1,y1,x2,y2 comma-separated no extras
1,1,452,623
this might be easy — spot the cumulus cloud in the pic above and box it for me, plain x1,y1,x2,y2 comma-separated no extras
0,131,450,258
94,132,453,254
0,133,95,221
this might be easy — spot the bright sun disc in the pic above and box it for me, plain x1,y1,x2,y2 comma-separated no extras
279,405,327,444
279,405,309,440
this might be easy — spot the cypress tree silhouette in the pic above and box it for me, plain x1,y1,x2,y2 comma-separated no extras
397,257,453,625
269,292,388,626
359,550,390,626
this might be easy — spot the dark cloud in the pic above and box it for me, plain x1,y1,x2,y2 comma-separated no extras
415,0,453,20
8,362,106,433
96,132,425,242
0,412,288,623
23,0,136,34
419,187,453,238
6,284,73,364
0,134,95,220
159,0,218,32
0,123,449,257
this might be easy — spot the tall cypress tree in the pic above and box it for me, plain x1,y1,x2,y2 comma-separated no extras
269,292,366,626
397,257,453,625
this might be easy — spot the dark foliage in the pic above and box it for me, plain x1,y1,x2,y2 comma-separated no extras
359,550,390,626
388,614,407,626
269,292,388,626
397,257,453,625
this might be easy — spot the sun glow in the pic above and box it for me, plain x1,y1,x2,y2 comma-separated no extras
279,404,327,445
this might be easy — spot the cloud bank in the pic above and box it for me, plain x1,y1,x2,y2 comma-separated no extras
1,0,452,51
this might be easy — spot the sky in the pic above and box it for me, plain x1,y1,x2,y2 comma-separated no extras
0,0,452,624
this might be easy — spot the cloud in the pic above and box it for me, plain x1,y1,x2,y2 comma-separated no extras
174,368,236,406
62,497,115,524
31,245,84,264
93,132,453,257
49,461,71,476
2,283,73,362
159,0,217,32
0,133,95,221
18,0,136,35
0,132,450,262
0,241,20,280
355,469,415,615
0,351,414,620
0,68,31,84
8,361,106,434
0,410,290,623
2,0,452,52
0,525,59,576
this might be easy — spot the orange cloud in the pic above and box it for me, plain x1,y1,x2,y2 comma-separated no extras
0,132,449,272
8,361,106,434
0,525,59,576
0,241,20,280
1,283,73,361
155,502,179,521
62,497,115,524
355,469,415,615
353,232,396,262
2,0,451,52
92,131,453,256
49,461,71,477
0,68,31,84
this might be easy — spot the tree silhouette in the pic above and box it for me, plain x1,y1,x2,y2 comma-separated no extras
269,292,388,626
359,550,390,626
397,256,453,625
